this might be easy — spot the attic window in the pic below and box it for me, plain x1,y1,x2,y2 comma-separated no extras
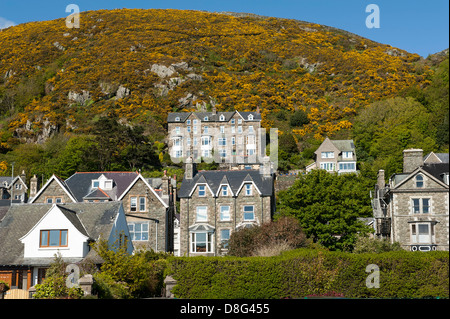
92,181,100,188
175,117,180,122
219,114,225,121
248,114,254,120
415,174,424,188
204,116,208,121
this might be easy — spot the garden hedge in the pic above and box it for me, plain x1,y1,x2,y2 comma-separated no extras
167,249,449,299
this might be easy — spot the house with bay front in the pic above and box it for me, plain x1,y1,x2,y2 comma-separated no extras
178,157,275,256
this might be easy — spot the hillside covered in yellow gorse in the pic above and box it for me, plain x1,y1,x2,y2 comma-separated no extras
1,8,447,178
1,9,429,139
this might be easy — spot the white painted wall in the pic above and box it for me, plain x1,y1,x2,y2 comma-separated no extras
20,205,89,259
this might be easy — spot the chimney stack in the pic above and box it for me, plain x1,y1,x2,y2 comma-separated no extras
30,174,38,198
403,149,423,173
377,169,385,190
185,157,195,180
261,156,272,178
161,170,169,196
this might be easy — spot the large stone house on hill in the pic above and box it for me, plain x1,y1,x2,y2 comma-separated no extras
167,109,264,166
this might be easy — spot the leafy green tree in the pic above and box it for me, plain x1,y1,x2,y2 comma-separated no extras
277,169,373,251
353,97,437,178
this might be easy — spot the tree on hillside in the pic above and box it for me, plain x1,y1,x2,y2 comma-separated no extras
353,96,437,178
277,169,373,251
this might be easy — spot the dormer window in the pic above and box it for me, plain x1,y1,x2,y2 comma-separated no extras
92,175,113,190
204,116,208,121
175,117,180,122
248,114,254,120
104,180,113,190
415,174,424,188
219,114,225,121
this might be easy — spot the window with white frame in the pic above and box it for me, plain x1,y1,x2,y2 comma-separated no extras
187,126,191,133
139,197,146,212
198,185,206,197
220,126,225,133
201,136,210,146
218,138,226,146
203,126,208,134
219,149,227,157
128,222,149,241
220,206,231,221
187,119,191,125
193,126,198,134
248,114,254,120
243,205,255,221
248,126,254,133
238,126,242,133
221,185,228,196
338,162,356,171
342,151,353,159
196,206,208,222
220,114,225,121
412,198,430,214
220,229,231,249
415,174,424,188
244,184,252,196
231,126,236,133
231,119,235,124
411,223,433,244
130,197,137,212
191,232,213,253
321,152,334,158
238,119,242,124
320,162,335,171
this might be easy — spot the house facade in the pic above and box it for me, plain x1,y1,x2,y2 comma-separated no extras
306,137,357,174
0,172,29,202
167,109,264,166
371,149,449,251
0,202,133,291
178,157,275,256
28,171,176,252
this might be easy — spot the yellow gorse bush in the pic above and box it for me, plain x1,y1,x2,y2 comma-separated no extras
0,9,431,144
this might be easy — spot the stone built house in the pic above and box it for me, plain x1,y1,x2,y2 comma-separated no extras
0,202,133,291
306,137,357,174
167,109,264,166
178,157,275,256
371,149,449,251
0,171,29,202
27,171,176,252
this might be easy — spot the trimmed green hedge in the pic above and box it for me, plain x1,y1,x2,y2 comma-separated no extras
167,249,449,299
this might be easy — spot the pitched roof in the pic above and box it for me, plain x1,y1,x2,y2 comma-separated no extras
29,174,77,203
0,202,123,266
178,169,273,198
64,172,138,201
330,139,355,151
167,111,261,123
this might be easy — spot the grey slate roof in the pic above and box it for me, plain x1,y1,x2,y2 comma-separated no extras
167,111,261,123
422,163,449,183
330,139,355,151
178,170,274,198
0,202,122,266
65,172,138,201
